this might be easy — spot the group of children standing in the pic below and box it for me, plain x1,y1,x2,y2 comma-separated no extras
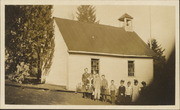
110,79,146,104
81,68,107,101
81,68,147,104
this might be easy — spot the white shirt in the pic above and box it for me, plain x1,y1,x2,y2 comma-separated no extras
126,86,133,96
110,84,116,91
132,85,140,102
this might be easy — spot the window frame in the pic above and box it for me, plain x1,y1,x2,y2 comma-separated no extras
128,60,135,77
91,58,100,74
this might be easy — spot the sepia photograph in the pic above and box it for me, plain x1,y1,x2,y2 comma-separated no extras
1,0,179,109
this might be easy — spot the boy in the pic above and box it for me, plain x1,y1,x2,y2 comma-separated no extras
109,80,116,104
117,80,125,104
125,81,133,104
101,75,108,102
94,73,101,101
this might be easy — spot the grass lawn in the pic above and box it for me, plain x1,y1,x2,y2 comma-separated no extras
5,85,112,105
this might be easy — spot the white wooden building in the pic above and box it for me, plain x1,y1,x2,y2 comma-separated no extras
45,13,155,90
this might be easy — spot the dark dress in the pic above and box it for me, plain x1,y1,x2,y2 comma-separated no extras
82,73,90,98
117,86,126,104
82,73,90,92
139,86,147,102
140,86,146,96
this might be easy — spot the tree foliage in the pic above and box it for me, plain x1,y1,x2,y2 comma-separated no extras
5,5,54,82
148,38,166,77
76,5,99,23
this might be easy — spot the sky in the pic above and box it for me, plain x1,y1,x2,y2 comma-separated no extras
53,5,175,59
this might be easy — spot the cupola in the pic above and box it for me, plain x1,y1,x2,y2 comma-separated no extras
118,13,133,32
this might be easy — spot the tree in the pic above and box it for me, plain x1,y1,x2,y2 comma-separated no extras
5,5,54,83
147,38,166,78
76,5,99,23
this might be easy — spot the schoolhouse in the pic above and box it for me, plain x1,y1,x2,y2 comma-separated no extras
45,13,155,90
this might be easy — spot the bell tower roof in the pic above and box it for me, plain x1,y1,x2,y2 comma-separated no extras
118,13,134,32
118,13,133,21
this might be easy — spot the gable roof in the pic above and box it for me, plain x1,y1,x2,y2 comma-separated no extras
54,17,155,57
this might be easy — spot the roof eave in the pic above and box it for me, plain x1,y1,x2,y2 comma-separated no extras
68,50,153,58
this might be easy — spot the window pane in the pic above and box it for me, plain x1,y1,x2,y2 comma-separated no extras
91,59,99,74
128,61,134,76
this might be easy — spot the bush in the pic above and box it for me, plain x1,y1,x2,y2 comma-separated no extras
9,62,30,84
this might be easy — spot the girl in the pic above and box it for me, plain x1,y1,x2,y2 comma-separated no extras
132,79,140,102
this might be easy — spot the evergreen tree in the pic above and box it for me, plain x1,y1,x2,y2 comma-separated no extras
5,5,54,83
148,38,166,78
76,5,99,23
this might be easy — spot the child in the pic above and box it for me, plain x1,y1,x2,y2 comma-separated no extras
87,73,94,99
94,73,101,101
101,75,108,102
82,68,90,98
125,81,133,104
117,80,125,104
76,82,82,93
109,80,116,104
139,81,147,102
132,79,140,102
140,81,147,96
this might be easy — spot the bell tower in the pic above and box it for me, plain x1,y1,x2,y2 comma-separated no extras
118,13,133,32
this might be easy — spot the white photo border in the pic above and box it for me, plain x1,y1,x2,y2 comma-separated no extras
0,0,179,109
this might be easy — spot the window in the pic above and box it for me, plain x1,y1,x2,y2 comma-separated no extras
91,59,99,74
128,61,134,76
